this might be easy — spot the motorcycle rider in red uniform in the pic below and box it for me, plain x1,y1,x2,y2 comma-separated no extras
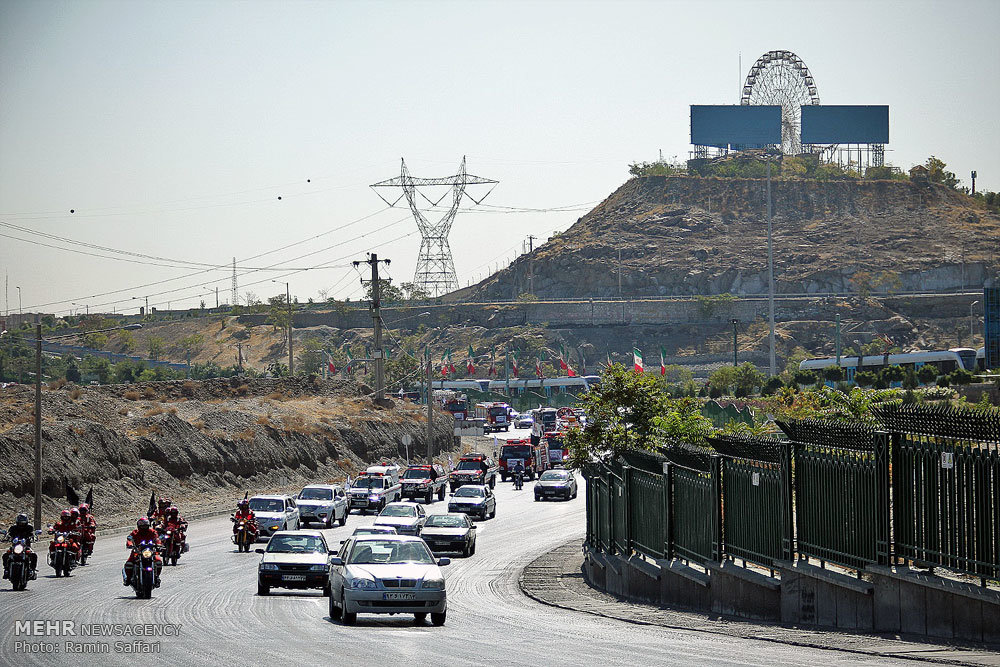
123,517,162,587
3,513,38,580
77,504,97,558
231,500,258,540
151,498,171,525
162,506,188,554
48,510,82,561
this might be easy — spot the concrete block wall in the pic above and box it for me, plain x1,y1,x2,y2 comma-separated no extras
582,547,1000,646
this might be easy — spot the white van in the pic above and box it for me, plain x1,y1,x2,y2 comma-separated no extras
364,464,401,486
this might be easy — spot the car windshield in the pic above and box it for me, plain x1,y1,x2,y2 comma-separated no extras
403,468,431,479
455,461,482,471
489,407,506,416
299,488,333,500
424,515,467,528
266,535,326,553
540,471,570,481
379,505,416,518
354,527,395,535
454,487,484,498
541,413,557,425
249,498,284,512
502,445,532,458
348,539,434,565
352,477,385,490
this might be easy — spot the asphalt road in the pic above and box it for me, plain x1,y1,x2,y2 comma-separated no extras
1,426,924,666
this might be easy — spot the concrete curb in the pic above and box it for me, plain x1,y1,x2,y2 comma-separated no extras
518,539,1000,667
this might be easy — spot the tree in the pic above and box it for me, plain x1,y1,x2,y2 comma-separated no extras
851,271,874,298
399,282,430,301
917,364,939,384
81,355,111,384
82,332,108,349
660,364,694,384
385,355,419,389
792,369,818,386
365,279,403,304
823,365,846,383
566,363,669,467
762,376,784,396
950,368,975,385
733,362,765,396
119,330,137,353
65,360,81,383
854,370,878,388
708,366,738,395
179,334,205,357
147,336,165,361
296,337,326,374
924,156,959,189
267,294,291,331
902,369,919,390
882,364,906,385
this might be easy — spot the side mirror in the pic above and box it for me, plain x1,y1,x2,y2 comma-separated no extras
470,525,477,529
437,558,451,567
330,557,344,566
328,549,338,556
339,539,345,545
254,548,265,554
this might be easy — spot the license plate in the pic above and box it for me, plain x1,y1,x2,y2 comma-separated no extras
282,574,307,581
383,592,416,600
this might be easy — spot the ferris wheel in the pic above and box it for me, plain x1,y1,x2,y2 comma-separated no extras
740,50,820,154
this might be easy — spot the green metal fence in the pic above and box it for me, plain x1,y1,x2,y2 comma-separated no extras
583,404,999,582
875,404,1000,581
710,435,791,568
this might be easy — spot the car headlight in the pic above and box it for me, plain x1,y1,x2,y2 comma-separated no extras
260,563,279,571
346,577,377,590
309,564,328,572
369,495,379,501
421,578,445,590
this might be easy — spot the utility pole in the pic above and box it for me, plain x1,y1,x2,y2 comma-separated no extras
971,171,977,196
528,235,536,252
232,257,238,307
835,313,841,366
34,321,42,528
505,345,511,396
286,283,293,375
215,286,219,309
355,253,391,402
732,319,739,367
426,355,433,462
766,159,776,376
236,342,246,374
618,249,623,298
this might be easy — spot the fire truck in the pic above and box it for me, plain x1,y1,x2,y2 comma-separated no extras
475,402,510,433
448,452,498,491
530,407,558,445
498,438,548,481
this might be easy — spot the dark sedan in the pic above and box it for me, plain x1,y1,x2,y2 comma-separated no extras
419,513,477,557
534,469,578,501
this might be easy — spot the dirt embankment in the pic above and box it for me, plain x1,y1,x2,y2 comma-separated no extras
0,377,454,529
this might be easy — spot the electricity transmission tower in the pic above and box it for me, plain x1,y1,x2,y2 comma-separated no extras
371,157,497,297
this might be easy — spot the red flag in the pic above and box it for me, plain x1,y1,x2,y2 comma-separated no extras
559,358,569,371
535,358,543,378
328,360,337,374
467,360,475,374
660,347,667,376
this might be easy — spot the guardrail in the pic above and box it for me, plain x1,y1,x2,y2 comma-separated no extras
584,403,999,583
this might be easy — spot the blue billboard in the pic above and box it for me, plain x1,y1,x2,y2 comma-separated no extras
800,105,889,144
690,105,781,148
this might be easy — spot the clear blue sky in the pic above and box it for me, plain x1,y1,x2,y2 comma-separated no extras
2,0,997,315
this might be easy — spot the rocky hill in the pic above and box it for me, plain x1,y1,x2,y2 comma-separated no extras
0,377,455,528
464,176,1000,300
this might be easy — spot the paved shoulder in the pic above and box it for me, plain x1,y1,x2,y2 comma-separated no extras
519,539,1000,667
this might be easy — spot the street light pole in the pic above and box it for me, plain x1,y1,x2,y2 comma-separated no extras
426,355,433,463
766,158,776,377
33,322,42,527
970,300,980,346
16,286,22,316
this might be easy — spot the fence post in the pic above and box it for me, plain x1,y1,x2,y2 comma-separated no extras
711,454,723,562
876,431,893,566
662,461,673,560
607,466,616,555
623,463,632,554
780,440,795,561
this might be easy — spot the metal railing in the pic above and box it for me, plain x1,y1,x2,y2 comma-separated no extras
584,404,999,583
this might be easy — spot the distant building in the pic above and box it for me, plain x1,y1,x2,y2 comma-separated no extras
909,165,929,181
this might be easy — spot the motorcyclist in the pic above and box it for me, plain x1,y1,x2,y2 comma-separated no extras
123,517,162,587
514,462,525,490
49,509,82,560
151,497,171,525
3,513,38,580
76,503,97,560
231,500,258,539
162,506,188,553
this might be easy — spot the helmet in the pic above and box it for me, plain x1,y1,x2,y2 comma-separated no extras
15,513,28,525
162,497,172,507
69,508,79,520
60,509,72,521
167,506,179,517
78,504,89,515
238,499,249,510
137,517,150,529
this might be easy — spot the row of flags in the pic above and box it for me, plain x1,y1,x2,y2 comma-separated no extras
322,342,673,379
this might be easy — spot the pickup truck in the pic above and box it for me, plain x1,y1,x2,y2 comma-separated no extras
400,464,448,503
347,474,401,514
449,453,498,492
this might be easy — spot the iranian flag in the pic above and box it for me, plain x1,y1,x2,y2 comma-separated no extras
559,344,577,377
511,352,519,377
535,355,544,378
660,347,667,376
633,348,643,373
448,349,456,374
466,345,475,374
606,351,613,368
326,352,337,375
